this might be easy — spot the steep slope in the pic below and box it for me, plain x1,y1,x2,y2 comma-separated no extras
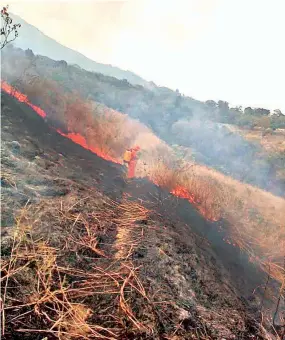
2,75,285,288
2,46,284,196
1,91,280,339
10,13,150,87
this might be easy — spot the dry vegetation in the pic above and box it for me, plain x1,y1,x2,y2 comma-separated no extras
2,107,275,340
3,77,285,311
62,95,146,160
1,191,156,339
2,179,275,340
136,144,285,284
5,75,146,160
227,125,285,154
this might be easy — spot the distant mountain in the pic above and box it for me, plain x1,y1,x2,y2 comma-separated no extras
10,13,150,87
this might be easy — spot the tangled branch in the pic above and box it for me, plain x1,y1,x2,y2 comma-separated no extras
1,5,21,49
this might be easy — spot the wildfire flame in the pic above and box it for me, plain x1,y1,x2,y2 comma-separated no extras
1,81,219,222
1,81,121,164
1,81,47,118
171,186,219,221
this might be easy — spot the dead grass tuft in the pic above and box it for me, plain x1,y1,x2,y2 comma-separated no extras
114,199,149,260
1,191,155,339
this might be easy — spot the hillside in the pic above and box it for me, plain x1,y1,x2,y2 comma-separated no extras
2,45,285,196
9,13,150,88
226,125,285,187
2,7,285,340
2,89,281,339
2,68,285,335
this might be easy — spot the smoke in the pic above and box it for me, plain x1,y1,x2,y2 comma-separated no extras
2,45,285,333
133,131,161,151
2,45,284,197
171,117,283,194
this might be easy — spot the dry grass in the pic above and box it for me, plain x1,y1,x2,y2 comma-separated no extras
2,74,285,293
1,170,18,190
137,145,222,221
114,199,149,260
63,94,145,159
136,145,285,283
235,126,285,154
4,77,148,161
1,191,155,339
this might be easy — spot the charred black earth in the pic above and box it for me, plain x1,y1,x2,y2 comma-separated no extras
1,91,280,339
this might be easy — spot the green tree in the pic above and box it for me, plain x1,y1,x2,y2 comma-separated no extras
253,108,270,116
273,109,282,117
244,107,254,115
205,100,217,109
218,100,229,111
217,100,231,122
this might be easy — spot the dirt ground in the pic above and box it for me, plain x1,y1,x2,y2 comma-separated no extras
1,92,283,339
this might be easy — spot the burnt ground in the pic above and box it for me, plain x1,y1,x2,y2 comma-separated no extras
1,91,282,339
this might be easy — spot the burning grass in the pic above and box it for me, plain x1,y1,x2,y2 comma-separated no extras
2,84,284,339
138,145,285,285
1,191,156,339
2,80,285,299
1,80,145,164
139,145,223,221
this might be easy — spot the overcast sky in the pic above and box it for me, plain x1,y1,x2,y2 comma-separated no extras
8,0,285,111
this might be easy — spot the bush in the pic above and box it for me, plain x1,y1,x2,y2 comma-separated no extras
236,115,256,129
270,115,285,130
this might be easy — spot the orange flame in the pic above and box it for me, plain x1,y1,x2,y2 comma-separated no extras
171,186,197,203
56,130,122,164
1,81,121,164
2,81,219,222
171,186,219,221
1,81,47,118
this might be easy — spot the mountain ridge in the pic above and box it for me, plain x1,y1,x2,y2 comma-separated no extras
10,13,150,88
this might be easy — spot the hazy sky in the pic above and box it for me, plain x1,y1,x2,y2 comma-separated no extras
8,0,285,111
